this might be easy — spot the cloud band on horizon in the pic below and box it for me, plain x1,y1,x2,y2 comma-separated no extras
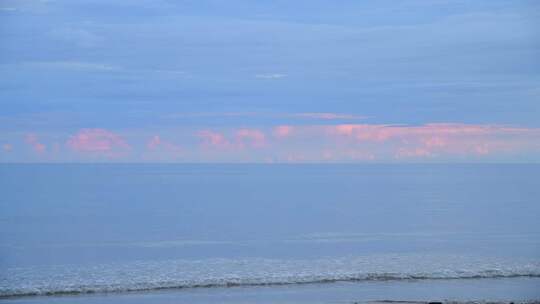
4,122,540,163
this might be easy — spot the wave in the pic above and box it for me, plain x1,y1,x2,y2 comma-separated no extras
2,272,540,299
2,255,540,299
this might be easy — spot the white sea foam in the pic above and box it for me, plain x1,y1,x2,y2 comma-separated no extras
1,254,539,298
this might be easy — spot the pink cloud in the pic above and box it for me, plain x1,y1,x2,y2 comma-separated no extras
188,123,539,161
388,125,527,159
332,124,357,136
197,129,267,149
147,135,162,150
328,123,499,143
303,123,539,160
197,130,230,149
66,129,130,156
146,135,182,153
9,121,539,163
273,125,293,138
235,129,266,148
329,124,397,141
25,134,46,153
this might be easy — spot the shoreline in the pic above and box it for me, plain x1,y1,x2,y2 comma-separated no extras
3,274,540,300
1,277,539,304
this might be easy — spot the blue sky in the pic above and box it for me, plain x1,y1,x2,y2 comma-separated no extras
1,0,539,162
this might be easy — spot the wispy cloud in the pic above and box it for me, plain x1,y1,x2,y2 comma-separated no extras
21,61,120,72
66,129,130,157
287,113,367,120
165,112,366,121
255,73,287,79
166,112,258,119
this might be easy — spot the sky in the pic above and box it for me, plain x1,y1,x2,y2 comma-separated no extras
0,0,539,162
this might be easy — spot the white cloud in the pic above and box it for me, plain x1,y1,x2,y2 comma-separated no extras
255,73,287,79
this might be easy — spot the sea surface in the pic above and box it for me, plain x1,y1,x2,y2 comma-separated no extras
0,164,539,303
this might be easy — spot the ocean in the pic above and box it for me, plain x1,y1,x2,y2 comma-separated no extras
0,164,539,303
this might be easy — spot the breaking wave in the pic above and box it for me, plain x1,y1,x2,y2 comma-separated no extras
2,254,539,298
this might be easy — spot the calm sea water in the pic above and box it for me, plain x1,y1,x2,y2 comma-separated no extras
0,164,539,301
